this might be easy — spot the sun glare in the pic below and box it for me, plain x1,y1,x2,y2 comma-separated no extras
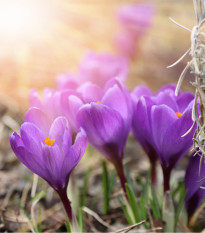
0,0,50,42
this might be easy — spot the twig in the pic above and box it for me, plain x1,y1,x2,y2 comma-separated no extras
115,220,146,233
82,206,116,231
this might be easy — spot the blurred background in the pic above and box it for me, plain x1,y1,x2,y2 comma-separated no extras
0,0,196,112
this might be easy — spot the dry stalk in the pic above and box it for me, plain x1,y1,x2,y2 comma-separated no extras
169,0,205,167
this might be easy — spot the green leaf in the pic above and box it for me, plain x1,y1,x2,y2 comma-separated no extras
31,190,46,203
108,169,117,196
78,207,84,232
80,168,90,207
125,165,135,192
150,186,161,219
102,161,109,215
65,219,71,233
118,198,134,225
125,183,141,222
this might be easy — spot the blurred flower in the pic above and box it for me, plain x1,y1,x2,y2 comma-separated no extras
10,107,87,222
77,51,129,88
115,2,155,58
56,72,79,91
185,153,205,219
30,88,84,133
76,78,132,195
29,88,62,120
132,84,195,191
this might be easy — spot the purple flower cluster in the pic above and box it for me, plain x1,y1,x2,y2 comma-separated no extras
132,84,195,191
9,1,201,224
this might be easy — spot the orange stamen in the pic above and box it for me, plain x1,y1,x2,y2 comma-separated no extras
97,101,101,104
176,112,182,118
44,137,55,146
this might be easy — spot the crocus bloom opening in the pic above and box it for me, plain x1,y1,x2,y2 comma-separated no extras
76,78,132,196
10,107,88,222
185,153,205,219
132,84,195,191
44,137,55,146
176,112,182,118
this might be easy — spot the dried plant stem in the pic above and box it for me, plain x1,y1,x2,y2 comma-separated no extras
170,0,205,161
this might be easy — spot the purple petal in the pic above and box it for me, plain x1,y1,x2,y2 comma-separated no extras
24,107,51,135
78,51,129,87
102,83,129,122
132,96,155,151
60,91,83,131
185,154,205,216
77,103,126,160
10,133,47,180
177,92,194,112
151,105,177,164
157,84,178,95
49,117,72,150
155,91,178,112
56,72,79,90
160,107,194,167
132,85,153,102
20,122,44,157
78,82,104,103
42,144,64,189
29,89,43,109
117,2,155,27
62,128,87,177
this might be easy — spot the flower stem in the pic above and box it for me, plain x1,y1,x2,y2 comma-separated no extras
162,166,172,193
114,161,128,200
149,158,157,187
58,188,73,223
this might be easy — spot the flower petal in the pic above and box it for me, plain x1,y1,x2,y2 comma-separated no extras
177,92,194,113
185,154,205,216
24,107,51,135
77,103,126,160
132,85,153,102
78,82,104,103
62,128,87,178
155,91,178,112
161,107,194,167
49,117,72,150
20,122,44,157
151,105,177,164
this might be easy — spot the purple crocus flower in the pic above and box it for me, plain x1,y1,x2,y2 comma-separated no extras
10,107,88,222
132,84,195,191
76,78,132,196
185,154,205,219
78,51,129,88
115,2,155,58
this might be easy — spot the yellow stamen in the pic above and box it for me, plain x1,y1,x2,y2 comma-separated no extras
44,137,55,146
176,112,182,118
97,101,101,104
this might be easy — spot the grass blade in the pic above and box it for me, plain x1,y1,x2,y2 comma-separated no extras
150,186,161,219
80,168,90,207
102,161,109,215
118,198,134,225
78,207,84,232
125,183,141,222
